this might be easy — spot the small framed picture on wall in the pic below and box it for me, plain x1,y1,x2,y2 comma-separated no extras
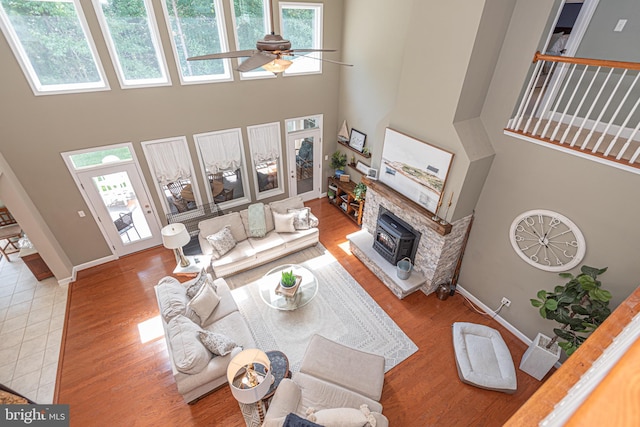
348,129,366,152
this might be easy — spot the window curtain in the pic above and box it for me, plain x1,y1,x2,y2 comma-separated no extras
144,139,192,185
248,123,281,164
196,130,242,173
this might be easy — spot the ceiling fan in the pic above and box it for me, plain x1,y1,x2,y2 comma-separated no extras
186,0,352,73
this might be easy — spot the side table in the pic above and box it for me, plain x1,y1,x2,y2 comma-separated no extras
262,350,291,404
172,255,210,278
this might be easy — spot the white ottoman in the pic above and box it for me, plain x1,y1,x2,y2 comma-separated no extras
452,322,517,394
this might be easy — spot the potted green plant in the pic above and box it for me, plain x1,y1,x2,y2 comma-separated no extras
520,265,612,380
280,270,297,288
353,182,367,201
330,150,347,177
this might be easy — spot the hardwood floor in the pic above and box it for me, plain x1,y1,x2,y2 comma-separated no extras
57,198,547,426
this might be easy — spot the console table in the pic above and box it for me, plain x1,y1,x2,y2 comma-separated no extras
19,247,54,281
327,177,364,226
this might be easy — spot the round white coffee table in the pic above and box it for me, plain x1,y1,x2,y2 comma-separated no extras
258,264,318,311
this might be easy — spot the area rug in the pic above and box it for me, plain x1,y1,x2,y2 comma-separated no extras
229,244,418,374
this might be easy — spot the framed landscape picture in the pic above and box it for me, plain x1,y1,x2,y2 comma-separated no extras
379,128,454,212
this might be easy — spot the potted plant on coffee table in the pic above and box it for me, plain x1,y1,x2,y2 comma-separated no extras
280,270,297,288
520,265,612,380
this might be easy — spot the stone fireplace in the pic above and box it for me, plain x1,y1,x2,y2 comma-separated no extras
348,178,471,299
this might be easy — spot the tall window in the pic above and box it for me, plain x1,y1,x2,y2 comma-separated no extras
161,0,232,84
280,2,322,75
247,122,284,200
141,137,202,216
93,0,170,88
229,0,272,79
194,128,251,208
0,0,108,95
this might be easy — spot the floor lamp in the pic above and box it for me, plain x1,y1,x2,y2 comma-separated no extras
227,349,274,423
161,223,190,267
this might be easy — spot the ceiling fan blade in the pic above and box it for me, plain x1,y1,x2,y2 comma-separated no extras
287,49,337,53
187,50,257,61
287,52,353,67
237,51,278,72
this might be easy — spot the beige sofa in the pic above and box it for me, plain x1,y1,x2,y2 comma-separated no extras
155,275,255,403
198,196,319,278
263,335,389,427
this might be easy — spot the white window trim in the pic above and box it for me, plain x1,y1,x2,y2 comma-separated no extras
0,0,110,95
91,0,171,89
60,142,163,256
247,122,285,200
194,128,252,209
160,0,233,85
228,0,275,80
280,2,323,76
141,136,203,218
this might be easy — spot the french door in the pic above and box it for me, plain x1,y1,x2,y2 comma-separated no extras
76,163,162,256
286,128,322,201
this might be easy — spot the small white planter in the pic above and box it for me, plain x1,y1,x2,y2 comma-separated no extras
519,333,561,381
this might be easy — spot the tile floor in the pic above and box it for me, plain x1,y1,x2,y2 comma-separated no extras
0,252,67,403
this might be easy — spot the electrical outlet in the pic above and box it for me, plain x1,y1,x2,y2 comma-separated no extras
501,297,511,307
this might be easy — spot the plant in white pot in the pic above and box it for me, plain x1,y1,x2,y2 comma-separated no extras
520,266,612,380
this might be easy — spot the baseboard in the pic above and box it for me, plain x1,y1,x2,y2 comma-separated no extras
456,283,562,369
71,254,118,281
456,284,532,346
57,276,73,287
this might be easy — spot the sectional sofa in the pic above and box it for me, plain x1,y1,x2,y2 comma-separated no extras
198,196,319,278
154,274,255,403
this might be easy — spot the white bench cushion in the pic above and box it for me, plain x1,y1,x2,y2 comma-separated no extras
452,322,517,394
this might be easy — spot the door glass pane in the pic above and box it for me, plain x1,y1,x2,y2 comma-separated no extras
70,147,133,169
92,171,152,244
295,137,314,195
286,118,318,133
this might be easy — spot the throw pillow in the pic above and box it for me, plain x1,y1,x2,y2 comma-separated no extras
248,203,267,237
307,404,377,427
167,315,211,374
206,225,237,259
185,268,208,299
273,212,296,233
198,331,237,356
308,212,319,228
187,281,220,325
287,207,311,230
282,413,323,427
156,277,189,321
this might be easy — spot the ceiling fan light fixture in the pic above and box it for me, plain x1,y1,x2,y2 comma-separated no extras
262,58,293,74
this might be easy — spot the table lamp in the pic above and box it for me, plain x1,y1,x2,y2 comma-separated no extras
227,349,274,421
161,223,190,267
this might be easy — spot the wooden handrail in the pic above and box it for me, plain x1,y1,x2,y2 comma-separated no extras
533,51,640,71
504,285,640,426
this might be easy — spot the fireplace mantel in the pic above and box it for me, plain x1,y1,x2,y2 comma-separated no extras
362,177,451,235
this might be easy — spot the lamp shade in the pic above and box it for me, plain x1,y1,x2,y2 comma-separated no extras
227,349,274,404
161,223,190,249
262,58,292,73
